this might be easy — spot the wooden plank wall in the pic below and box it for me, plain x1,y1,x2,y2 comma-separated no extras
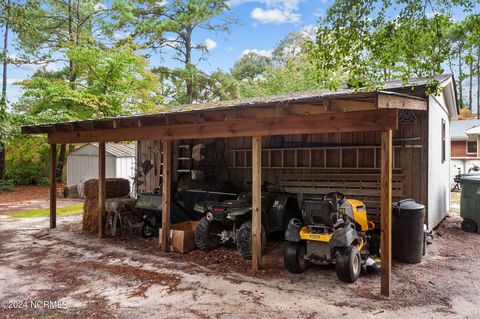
137,140,162,193
136,111,428,221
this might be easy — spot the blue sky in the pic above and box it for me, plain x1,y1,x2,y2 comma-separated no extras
3,0,478,110
3,0,331,105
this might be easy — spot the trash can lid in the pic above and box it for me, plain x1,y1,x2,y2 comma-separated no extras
460,175,480,184
393,199,425,216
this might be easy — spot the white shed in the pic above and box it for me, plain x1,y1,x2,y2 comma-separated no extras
67,143,136,196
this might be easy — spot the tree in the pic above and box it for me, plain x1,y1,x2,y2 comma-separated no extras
231,52,272,81
0,0,12,180
0,0,25,180
16,0,111,181
155,65,237,104
236,32,323,98
115,0,234,104
15,44,162,120
309,0,478,91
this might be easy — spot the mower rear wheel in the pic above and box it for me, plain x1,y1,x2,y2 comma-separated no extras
284,242,307,273
461,218,478,233
335,245,361,283
195,216,222,250
236,221,266,260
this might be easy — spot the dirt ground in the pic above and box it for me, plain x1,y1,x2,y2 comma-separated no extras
1,193,479,318
0,185,82,215
0,185,53,203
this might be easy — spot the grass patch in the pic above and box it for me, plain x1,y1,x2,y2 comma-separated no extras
7,204,84,219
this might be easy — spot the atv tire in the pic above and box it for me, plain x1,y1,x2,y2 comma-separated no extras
284,242,307,273
142,223,156,238
335,245,361,283
195,216,222,251
236,221,266,260
461,218,478,233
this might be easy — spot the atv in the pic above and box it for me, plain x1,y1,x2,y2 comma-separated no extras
194,189,300,259
284,192,379,283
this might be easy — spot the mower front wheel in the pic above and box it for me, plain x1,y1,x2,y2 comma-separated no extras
335,245,361,283
284,242,307,273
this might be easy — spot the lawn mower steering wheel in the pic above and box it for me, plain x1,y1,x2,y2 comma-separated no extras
323,192,345,202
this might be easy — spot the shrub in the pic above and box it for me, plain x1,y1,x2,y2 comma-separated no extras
0,179,15,192
5,136,50,185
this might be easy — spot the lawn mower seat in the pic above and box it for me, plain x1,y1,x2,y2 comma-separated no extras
302,200,335,227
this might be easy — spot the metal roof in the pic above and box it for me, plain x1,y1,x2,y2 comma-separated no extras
450,119,480,140
69,143,136,157
138,74,453,115
21,74,454,135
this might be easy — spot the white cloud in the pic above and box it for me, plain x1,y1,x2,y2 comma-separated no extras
205,38,218,51
241,48,273,58
94,2,106,11
230,0,303,24
5,78,24,85
20,61,62,72
251,7,300,24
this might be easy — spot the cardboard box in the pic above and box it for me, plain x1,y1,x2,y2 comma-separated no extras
159,221,198,254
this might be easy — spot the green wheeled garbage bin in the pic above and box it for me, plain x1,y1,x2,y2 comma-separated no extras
392,199,426,263
459,176,480,233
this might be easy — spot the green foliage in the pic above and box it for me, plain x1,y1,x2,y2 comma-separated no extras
0,179,15,191
231,53,272,81
15,44,163,119
113,0,235,104
237,31,326,98
155,65,238,105
5,135,50,185
309,0,479,91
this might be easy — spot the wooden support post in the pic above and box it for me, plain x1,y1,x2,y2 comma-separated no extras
160,140,172,252
98,142,106,238
380,130,393,296
49,144,57,229
252,136,262,270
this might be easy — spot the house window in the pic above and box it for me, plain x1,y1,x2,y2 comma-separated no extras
442,119,446,163
466,141,477,155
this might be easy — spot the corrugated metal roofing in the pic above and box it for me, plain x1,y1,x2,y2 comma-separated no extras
21,74,454,135
138,74,453,115
450,119,480,140
70,143,136,157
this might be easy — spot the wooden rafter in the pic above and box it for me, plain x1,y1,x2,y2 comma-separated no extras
46,109,398,144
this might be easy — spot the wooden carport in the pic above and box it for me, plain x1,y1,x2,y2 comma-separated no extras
22,89,427,297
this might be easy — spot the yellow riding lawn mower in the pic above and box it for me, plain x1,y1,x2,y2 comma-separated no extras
284,192,380,283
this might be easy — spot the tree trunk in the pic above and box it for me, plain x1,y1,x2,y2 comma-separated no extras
477,55,480,119
56,144,66,182
185,29,193,104
469,60,473,110
0,0,10,180
54,0,76,181
459,50,464,108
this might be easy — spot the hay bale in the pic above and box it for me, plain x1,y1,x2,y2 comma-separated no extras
82,198,99,233
83,178,130,199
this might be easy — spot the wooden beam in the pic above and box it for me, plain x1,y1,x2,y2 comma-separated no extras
251,136,262,270
49,144,57,229
328,99,376,112
378,93,427,111
98,141,106,238
48,109,398,144
160,140,172,252
380,130,393,296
